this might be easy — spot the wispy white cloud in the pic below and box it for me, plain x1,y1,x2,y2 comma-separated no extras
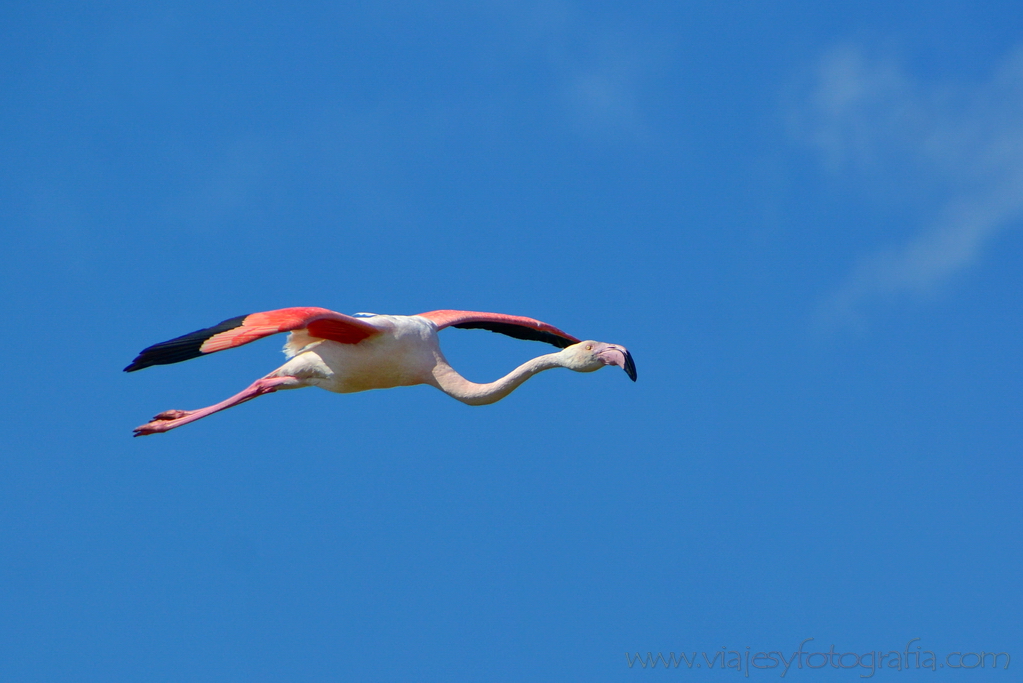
550,35,654,138
494,1,658,138
563,60,643,134
795,45,1023,325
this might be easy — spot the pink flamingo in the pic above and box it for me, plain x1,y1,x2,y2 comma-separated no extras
126,307,636,436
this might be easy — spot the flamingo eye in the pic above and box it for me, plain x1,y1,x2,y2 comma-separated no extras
586,344,592,350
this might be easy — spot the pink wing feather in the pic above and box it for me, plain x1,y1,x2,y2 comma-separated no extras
125,307,381,372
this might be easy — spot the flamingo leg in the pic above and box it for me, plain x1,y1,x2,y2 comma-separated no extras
133,375,302,437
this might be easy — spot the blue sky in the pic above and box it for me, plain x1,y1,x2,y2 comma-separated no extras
1,1,1021,681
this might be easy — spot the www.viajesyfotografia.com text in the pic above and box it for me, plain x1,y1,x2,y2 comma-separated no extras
627,638,1009,677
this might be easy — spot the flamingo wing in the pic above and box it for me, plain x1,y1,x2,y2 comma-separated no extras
416,310,581,349
124,307,382,372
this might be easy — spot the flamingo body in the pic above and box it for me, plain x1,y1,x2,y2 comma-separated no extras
126,308,635,436
279,314,442,393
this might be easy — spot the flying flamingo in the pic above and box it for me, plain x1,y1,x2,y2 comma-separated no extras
125,307,636,436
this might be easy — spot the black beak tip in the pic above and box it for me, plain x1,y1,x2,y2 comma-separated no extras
623,350,637,382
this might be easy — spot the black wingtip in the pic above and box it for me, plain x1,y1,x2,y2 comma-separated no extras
451,321,577,348
123,314,248,373
624,349,637,382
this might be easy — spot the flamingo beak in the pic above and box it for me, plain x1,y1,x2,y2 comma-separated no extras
596,344,637,381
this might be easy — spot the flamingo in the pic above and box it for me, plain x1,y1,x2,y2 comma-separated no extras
125,307,636,436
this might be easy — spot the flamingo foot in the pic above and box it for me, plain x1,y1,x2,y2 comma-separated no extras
134,410,197,436
132,375,299,437
153,409,192,420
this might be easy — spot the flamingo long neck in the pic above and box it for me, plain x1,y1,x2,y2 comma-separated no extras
431,353,565,405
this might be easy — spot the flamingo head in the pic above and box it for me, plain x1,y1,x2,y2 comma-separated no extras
562,341,637,381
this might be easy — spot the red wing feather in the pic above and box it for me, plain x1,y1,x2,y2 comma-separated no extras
125,307,380,372
200,307,377,353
